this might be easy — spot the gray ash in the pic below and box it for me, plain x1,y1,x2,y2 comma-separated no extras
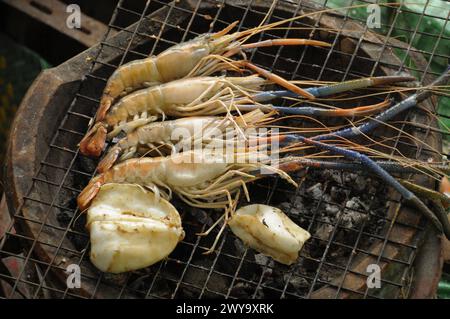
268,168,387,294
55,144,388,298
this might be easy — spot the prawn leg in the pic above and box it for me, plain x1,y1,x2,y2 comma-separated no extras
106,116,157,139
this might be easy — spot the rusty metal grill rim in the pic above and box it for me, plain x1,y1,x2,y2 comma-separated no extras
0,0,448,299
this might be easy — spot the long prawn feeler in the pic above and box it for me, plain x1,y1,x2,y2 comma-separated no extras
80,75,412,157
277,157,450,238
274,67,450,236
95,20,334,122
241,75,416,117
313,67,450,141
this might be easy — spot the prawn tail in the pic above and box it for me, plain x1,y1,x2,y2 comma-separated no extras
77,176,105,211
97,94,114,122
97,146,122,173
79,122,108,157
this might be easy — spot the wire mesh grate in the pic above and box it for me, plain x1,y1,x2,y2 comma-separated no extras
0,0,448,299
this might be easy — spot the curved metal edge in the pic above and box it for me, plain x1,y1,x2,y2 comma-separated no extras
3,1,197,298
5,69,74,214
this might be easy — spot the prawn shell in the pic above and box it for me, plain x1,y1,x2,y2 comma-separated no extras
229,204,310,265
87,183,184,273
104,152,229,188
155,38,211,82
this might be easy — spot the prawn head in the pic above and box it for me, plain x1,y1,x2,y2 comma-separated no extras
79,122,108,157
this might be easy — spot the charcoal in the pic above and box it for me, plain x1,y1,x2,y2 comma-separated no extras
233,238,247,256
330,185,346,202
284,274,309,290
189,207,214,227
355,175,368,192
325,203,340,215
230,281,264,298
315,223,334,242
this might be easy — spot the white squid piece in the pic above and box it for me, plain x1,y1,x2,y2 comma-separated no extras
229,204,310,265
86,183,184,273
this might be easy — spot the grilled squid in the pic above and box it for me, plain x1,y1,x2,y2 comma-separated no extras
86,183,184,273
229,204,310,265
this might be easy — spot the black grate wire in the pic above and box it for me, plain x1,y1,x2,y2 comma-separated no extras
0,0,449,299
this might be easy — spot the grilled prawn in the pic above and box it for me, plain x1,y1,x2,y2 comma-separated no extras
80,74,413,157
78,151,296,213
80,75,267,157
79,150,298,254
97,109,272,173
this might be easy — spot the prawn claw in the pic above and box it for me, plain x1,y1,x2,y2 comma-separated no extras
77,177,104,212
79,122,108,157
97,146,121,173
96,95,113,122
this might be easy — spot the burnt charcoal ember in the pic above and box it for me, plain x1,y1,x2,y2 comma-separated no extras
325,170,344,184
344,172,358,184
56,210,73,225
279,197,305,216
307,183,324,200
203,272,230,297
284,273,309,291
330,185,347,202
127,274,152,294
315,221,334,243
175,257,230,298
354,175,368,192
271,167,387,291
102,272,129,287
57,197,77,225
278,199,310,230
145,276,174,299
233,238,247,256
230,281,264,298
302,255,321,272
178,267,208,298
325,202,340,215
255,253,271,266
75,155,98,176
255,253,275,277
187,206,215,228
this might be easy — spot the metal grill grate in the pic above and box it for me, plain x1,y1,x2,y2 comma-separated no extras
1,0,449,299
